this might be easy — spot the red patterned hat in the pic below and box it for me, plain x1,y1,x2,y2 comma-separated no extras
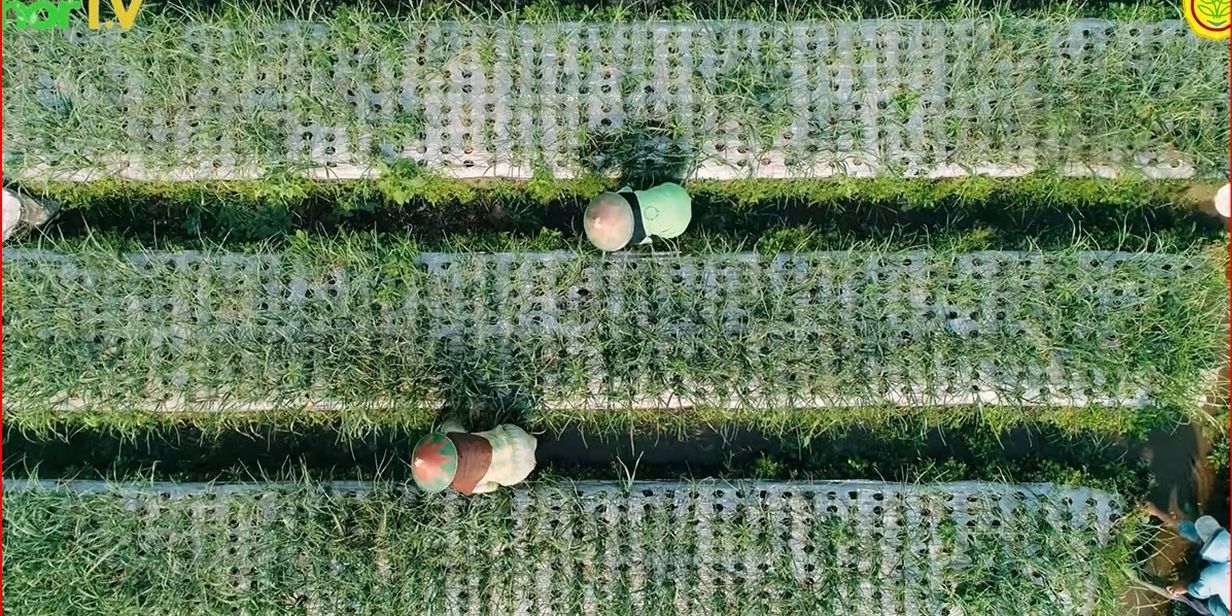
411,432,458,492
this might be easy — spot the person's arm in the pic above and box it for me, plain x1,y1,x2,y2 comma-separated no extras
1187,564,1225,600
469,480,499,494
1146,501,1180,530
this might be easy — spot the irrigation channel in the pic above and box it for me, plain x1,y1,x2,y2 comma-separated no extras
7,420,1220,508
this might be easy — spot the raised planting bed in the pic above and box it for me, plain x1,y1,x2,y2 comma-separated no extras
3,242,1223,433
5,15,1227,183
60,0,1181,21
2,479,1136,616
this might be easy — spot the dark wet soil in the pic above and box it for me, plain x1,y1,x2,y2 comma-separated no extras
1144,423,1220,522
3,421,1151,489
29,182,1222,253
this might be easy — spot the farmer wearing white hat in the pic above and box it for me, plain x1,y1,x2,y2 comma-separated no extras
1147,502,1230,616
409,419,537,495
583,182,692,251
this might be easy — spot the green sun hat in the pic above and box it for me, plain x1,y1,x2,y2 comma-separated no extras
583,183,692,251
632,182,691,241
411,432,459,492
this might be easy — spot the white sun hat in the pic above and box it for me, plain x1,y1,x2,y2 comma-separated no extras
1214,183,1230,218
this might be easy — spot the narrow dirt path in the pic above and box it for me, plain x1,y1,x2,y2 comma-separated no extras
3,422,1144,485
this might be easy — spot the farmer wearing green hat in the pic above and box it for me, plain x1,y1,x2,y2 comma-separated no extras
411,420,537,494
583,182,692,251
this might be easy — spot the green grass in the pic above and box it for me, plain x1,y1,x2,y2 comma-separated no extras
3,237,1224,437
143,0,1180,21
987,19,1230,175
0,2,1218,609
2,479,1144,616
16,175,1226,253
5,10,1226,182
0,400,1193,443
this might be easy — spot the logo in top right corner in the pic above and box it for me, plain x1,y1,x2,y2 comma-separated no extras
1186,0,1231,40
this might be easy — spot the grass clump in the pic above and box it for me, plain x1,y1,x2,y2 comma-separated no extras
2,478,1143,615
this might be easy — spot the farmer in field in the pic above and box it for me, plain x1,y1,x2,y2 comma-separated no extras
410,420,537,495
583,182,692,251
1146,502,1231,616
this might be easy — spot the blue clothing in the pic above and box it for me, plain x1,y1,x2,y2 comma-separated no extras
1188,562,1230,616
1182,517,1230,616
1180,520,1204,544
